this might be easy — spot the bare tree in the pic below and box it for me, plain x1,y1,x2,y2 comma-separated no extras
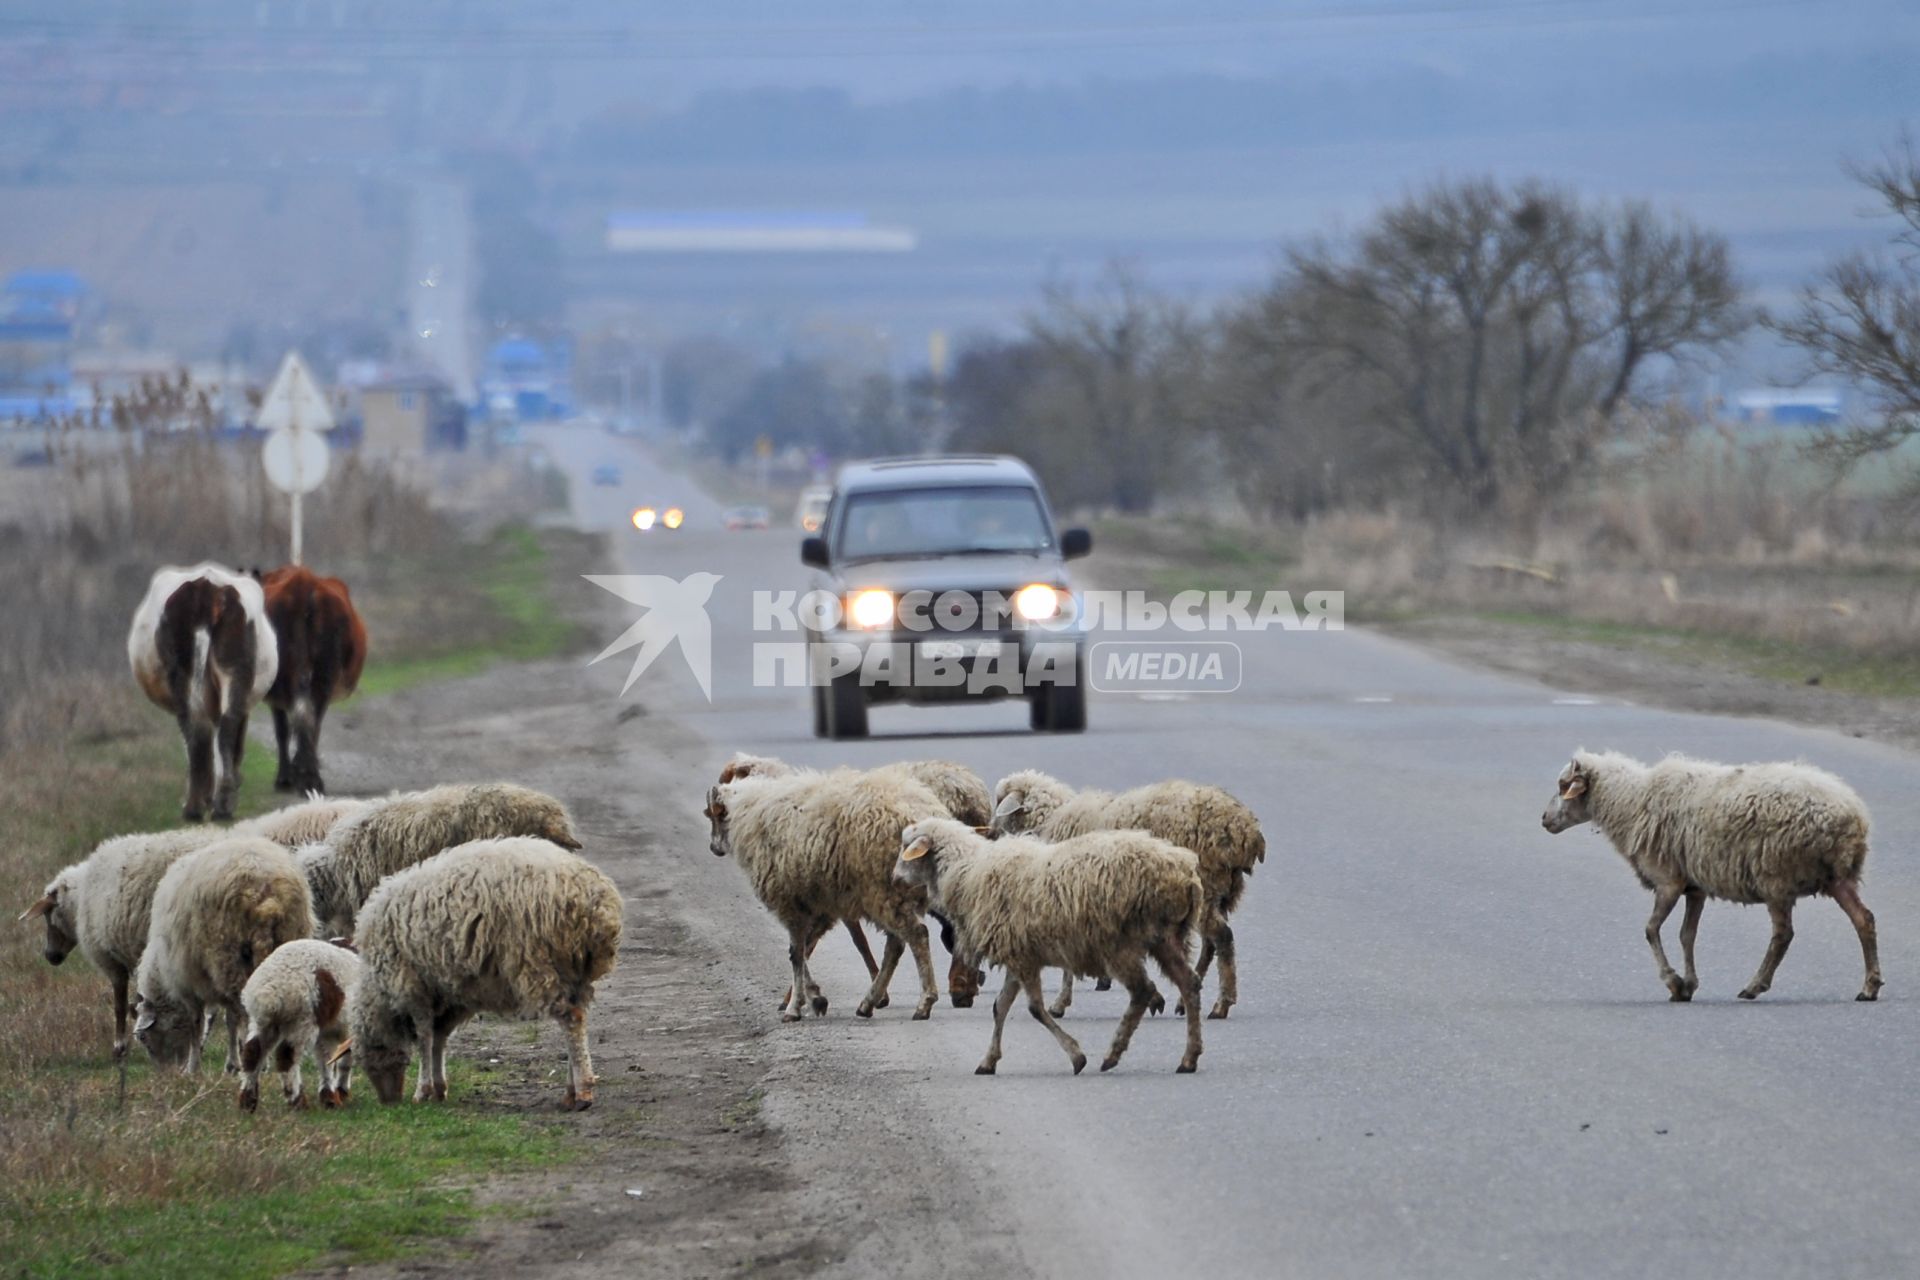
1774,133,1920,467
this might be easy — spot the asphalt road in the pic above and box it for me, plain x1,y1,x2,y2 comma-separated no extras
537,422,1920,1279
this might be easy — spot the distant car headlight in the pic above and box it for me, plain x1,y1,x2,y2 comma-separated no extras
663,507,685,530
632,506,657,531
848,589,895,629
801,515,822,532
1014,583,1063,621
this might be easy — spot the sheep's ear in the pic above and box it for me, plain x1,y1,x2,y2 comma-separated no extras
992,792,1025,821
1559,769,1587,800
18,894,54,922
327,1039,353,1065
901,835,933,861
327,936,356,952
719,760,744,784
971,825,994,837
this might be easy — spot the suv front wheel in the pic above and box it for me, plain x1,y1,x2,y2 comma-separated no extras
1030,657,1087,733
825,670,870,739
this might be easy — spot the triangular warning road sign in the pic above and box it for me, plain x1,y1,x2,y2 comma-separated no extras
257,351,335,433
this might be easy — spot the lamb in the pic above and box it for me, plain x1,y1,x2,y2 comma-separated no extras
991,770,1266,1019
20,801,366,1059
237,938,362,1111
718,752,992,1004
134,835,315,1073
1542,749,1883,1002
893,818,1206,1075
344,837,622,1110
20,827,229,1058
297,782,582,937
704,770,945,1021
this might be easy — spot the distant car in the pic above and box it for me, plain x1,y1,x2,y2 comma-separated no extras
592,464,621,486
800,455,1092,739
631,505,685,532
797,486,832,533
723,505,771,531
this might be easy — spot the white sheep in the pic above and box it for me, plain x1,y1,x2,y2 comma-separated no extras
21,827,227,1058
237,938,362,1111
345,836,623,1110
893,818,1207,1075
134,835,315,1073
298,782,582,937
236,795,371,848
1542,749,1883,1002
717,752,992,1005
991,770,1266,1019
704,770,945,1022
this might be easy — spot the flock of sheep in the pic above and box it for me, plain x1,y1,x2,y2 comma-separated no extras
16,741,1888,1114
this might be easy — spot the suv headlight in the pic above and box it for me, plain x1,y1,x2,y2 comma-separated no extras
848,589,895,629
1013,583,1064,621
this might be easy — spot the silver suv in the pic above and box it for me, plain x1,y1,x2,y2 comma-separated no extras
800,455,1092,739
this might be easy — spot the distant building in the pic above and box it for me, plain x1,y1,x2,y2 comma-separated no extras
0,270,87,421
606,210,916,254
1734,388,1843,426
480,336,573,423
360,372,463,459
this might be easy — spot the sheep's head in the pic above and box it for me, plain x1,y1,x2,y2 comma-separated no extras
132,990,199,1067
487,785,583,851
1542,757,1593,834
348,994,413,1104
990,771,1062,836
895,818,984,892
718,754,786,785
19,869,79,966
703,787,733,858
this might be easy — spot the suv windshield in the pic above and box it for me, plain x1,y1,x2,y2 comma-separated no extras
836,485,1053,561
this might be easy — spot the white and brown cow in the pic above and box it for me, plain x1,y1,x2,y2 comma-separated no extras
128,564,279,821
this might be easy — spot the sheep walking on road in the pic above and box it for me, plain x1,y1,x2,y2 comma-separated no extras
347,837,622,1110
894,819,1207,1075
992,770,1265,1019
1542,750,1883,1002
238,938,362,1111
705,770,946,1022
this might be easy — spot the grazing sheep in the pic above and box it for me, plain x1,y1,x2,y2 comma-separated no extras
345,837,622,1110
237,938,362,1111
236,795,370,848
704,770,944,1021
1542,750,1883,1002
718,752,992,1004
20,827,228,1058
128,563,280,821
893,819,1206,1075
992,770,1266,1019
298,782,582,936
134,836,315,1073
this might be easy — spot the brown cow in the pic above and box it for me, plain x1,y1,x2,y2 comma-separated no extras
128,564,279,821
258,566,367,795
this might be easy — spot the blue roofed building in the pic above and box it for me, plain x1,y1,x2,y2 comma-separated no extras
0,270,88,422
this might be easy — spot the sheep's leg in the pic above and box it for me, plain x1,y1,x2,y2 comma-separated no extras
904,922,939,1020
556,1005,595,1111
783,925,817,1022
1099,958,1156,1072
1049,970,1074,1019
1206,923,1237,1019
1832,879,1883,1002
977,975,1022,1074
1642,885,1688,1001
316,1027,344,1106
238,1031,266,1112
110,970,131,1061
1017,964,1086,1074
1738,900,1795,1000
847,919,886,1009
1178,936,1216,1016
779,918,836,1012
1676,888,1705,1000
856,932,904,1019
279,1037,307,1109
1150,937,1204,1073
413,1023,438,1101
427,1011,461,1101
184,999,206,1075
223,1008,243,1074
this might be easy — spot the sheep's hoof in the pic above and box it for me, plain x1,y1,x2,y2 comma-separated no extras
1207,1005,1231,1020
873,994,889,1009
1857,990,1879,1002
319,1089,340,1109
1737,987,1762,1001
1148,993,1166,1016
1093,978,1112,992
854,1000,875,1019
335,1089,350,1107
781,1010,803,1023
1047,1003,1068,1019
112,1040,128,1061
237,1089,258,1113
810,994,829,1016
223,1060,240,1076
975,1062,996,1075
1070,1053,1087,1075
288,1093,309,1111
1176,1058,1198,1074
565,1089,593,1112
1099,1056,1120,1073
912,1003,933,1021
949,994,974,1009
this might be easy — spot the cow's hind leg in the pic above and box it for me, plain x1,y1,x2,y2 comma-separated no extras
271,706,293,790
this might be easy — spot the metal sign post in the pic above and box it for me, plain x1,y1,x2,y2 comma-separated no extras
258,351,335,565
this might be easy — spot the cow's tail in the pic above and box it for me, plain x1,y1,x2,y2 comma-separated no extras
188,627,211,725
